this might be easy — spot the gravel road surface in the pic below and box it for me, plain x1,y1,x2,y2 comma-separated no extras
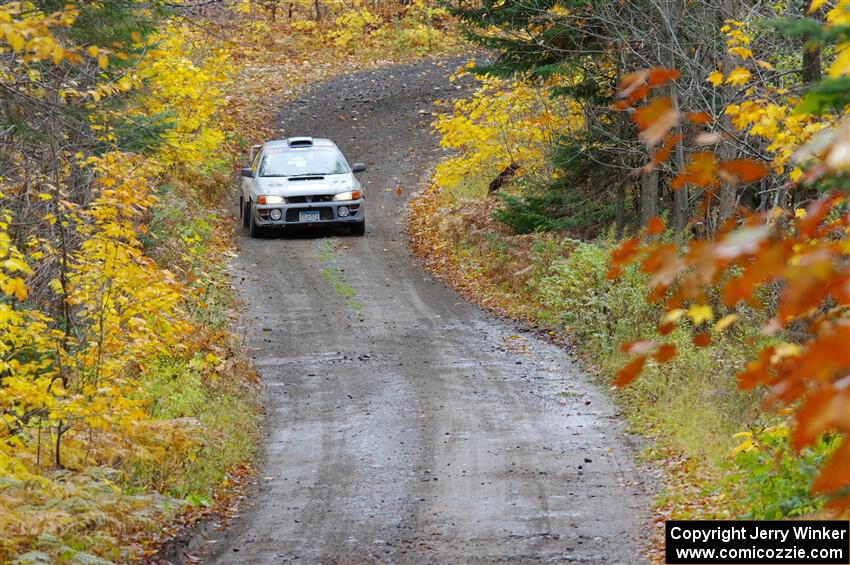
207,58,650,564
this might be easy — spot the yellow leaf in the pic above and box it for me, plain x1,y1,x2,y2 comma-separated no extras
725,67,752,87
771,343,802,362
808,0,827,13
730,438,756,456
51,45,65,65
3,257,31,273
714,314,738,333
828,44,850,78
662,308,686,324
687,304,714,325
7,31,24,53
707,71,724,87
756,60,774,70
2,278,28,301
98,54,109,70
728,47,753,59
87,45,99,57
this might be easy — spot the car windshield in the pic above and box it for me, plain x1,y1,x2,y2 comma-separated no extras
259,148,350,177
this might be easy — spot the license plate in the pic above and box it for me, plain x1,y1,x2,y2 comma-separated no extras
299,211,320,222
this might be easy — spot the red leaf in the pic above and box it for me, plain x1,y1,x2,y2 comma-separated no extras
721,243,788,306
671,152,719,190
618,70,648,94
651,133,683,167
793,389,850,450
692,333,711,347
718,159,769,183
615,84,650,109
777,249,835,321
617,70,650,106
633,97,680,146
646,216,665,235
646,67,681,87
737,348,775,389
606,266,624,280
641,244,684,287
615,355,647,387
797,195,838,239
686,111,712,125
611,237,640,265
812,438,850,494
655,343,677,362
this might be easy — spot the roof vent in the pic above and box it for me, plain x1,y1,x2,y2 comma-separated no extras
287,137,314,148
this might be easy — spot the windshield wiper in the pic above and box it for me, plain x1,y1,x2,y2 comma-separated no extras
286,172,329,177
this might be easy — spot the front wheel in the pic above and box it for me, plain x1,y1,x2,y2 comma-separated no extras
249,209,265,239
350,220,365,236
242,198,251,229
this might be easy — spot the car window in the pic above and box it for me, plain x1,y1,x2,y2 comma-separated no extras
258,149,350,177
251,148,262,172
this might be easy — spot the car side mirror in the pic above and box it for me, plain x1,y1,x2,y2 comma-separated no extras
241,167,254,178
352,163,366,174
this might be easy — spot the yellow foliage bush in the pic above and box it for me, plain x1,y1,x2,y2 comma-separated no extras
432,70,581,196
0,4,255,562
136,25,233,171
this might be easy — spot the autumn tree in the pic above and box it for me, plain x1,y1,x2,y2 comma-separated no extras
609,0,850,506
450,0,830,236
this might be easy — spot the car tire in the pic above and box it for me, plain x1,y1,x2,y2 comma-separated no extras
249,209,265,239
350,220,365,236
241,198,251,229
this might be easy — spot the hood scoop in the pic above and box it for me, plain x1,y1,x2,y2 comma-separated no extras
288,176,325,182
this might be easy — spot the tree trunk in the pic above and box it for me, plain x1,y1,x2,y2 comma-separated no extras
314,0,321,21
671,91,689,231
488,162,519,194
656,1,689,232
717,0,741,225
615,178,626,239
802,0,822,84
640,166,659,225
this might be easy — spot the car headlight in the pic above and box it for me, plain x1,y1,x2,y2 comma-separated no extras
333,190,361,201
258,195,285,204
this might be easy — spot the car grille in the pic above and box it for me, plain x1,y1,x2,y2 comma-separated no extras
287,195,333,204
286,208,334,222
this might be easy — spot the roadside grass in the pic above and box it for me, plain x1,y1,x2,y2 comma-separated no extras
125,162,262,558
408,177,836,558
0,165,261,565
140,358,258,500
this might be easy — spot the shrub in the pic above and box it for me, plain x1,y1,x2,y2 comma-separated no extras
728,424,837,519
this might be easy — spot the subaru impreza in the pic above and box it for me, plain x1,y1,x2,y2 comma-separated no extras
239,137,366,237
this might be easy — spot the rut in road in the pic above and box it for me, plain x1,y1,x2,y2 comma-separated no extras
207,59,651,564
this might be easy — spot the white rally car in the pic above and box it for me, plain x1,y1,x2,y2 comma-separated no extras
239,137,366,237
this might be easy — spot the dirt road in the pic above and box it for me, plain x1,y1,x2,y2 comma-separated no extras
208,59,650,564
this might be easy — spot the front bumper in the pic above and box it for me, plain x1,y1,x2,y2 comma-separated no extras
255,199,364,227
